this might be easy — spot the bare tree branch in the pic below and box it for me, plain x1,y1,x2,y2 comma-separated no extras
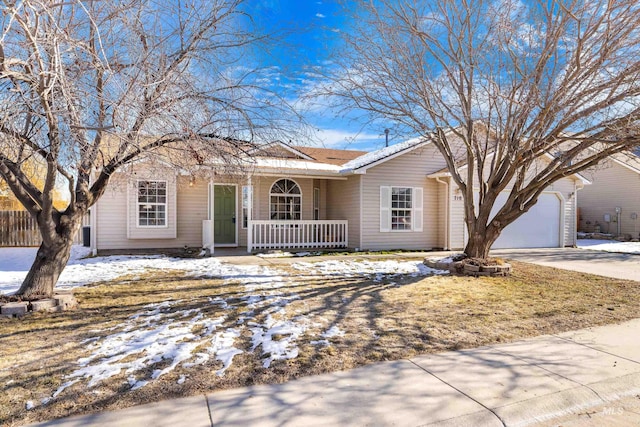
324,0,640,257
0,0,301,297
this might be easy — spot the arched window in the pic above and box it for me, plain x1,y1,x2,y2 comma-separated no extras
270,179,301,220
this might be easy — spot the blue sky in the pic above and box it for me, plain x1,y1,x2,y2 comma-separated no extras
246,0,392,151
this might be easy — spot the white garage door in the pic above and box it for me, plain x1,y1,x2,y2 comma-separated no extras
490,192,562,249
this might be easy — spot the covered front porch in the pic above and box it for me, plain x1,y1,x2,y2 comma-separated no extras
201,175,349,253
203,219,348,253
247,220,347,252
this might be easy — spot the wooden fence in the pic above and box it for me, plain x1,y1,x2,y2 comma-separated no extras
0,211,88,247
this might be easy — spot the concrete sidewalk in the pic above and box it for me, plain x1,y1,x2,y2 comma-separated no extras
30,319,640,427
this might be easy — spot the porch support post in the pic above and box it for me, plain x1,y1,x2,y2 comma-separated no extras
247,176,253,253
207,179,215,254
345,221,348,248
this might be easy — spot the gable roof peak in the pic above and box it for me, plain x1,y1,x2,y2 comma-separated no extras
340,136,431,172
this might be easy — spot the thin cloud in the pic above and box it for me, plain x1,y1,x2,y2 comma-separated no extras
312,128,382,149
316,13,326,18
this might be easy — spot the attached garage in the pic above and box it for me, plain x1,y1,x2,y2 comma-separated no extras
427,146,585,252
490,192,562,249
461,192,564,249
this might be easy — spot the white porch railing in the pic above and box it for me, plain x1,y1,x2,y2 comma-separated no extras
248,220,348,252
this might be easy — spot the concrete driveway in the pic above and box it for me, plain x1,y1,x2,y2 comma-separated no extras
491,247,640,281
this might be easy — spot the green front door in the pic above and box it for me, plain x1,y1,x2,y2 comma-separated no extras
214,185,236,245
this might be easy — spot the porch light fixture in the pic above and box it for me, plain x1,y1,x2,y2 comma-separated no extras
189,176,196,187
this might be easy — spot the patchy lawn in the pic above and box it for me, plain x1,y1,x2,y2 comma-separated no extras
1,255,639,426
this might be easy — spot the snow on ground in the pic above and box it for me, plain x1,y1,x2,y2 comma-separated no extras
256,251,321,258
322,325,346,339
292,259,448,282
256,251,295,258
0,246,92,295
52,300,233,397
577,239,640,254
26,254,314,401
0,245,289,295
249,313,309,368
1,247,448,406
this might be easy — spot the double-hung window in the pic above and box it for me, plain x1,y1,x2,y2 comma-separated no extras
391,187,412,230
137,180,167,227
380,186,423,232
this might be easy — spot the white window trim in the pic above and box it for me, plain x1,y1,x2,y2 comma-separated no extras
270,178,302,221
241,185,253,229
136,179,169,229
380,186,423,233
313,187,320,220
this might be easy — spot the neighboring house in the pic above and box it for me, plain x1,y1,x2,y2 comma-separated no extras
578,152,640,238
91,138,585,254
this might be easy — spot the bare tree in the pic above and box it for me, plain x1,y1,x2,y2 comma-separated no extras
0,0,297,298
326,0,640,258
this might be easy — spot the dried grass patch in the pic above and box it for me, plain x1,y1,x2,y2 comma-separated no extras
1,260,639,426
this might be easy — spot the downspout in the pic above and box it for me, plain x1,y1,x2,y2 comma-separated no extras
90,201,97,256
90,169,98,256
574,180,585,247
247,176,253,253
206,180,215,255
359,175,363,251
435,176,449,250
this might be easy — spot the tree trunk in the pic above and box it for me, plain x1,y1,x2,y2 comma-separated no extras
16,211,84,299
16,237,74,299
464,222,502,259
464,231,494,259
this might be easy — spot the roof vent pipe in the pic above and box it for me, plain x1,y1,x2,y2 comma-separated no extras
384,128,390,147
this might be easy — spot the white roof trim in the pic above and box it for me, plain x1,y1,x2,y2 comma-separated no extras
200,157,344,178
605,153,640,175
426,171,452,179
426,153,591,184
254,172,348,180
578,142,640,175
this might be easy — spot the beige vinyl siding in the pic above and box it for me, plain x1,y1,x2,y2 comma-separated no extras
448,182,467,250
360,144,447,251
326,175,361,249
313,179,328,220
97,172,347,251
579,160,640,236
434,179,448,248
96,175,208,250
